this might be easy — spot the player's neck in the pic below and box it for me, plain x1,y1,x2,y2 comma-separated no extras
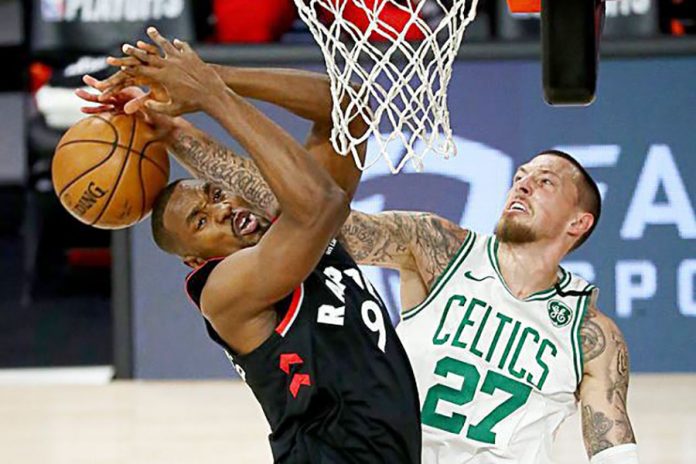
496,239,564,300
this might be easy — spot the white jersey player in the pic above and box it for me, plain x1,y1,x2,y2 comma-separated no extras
340,150,638,464
399,232,595,462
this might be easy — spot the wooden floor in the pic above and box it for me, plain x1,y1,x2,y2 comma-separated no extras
0,373,693,463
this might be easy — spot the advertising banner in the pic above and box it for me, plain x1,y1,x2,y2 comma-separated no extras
32,0,194,54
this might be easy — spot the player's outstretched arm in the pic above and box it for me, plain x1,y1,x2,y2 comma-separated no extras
578,305,638,463
106,47,366,200
126,28,349,346
166,66,367,204
211,67,335,124
341,211,468,289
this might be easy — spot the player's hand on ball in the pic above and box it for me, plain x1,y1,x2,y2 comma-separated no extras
76,81,148,115
80,66,168,115
75,84,176,138
118,27,229,117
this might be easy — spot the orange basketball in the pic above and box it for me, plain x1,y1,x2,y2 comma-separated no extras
52,113,170,229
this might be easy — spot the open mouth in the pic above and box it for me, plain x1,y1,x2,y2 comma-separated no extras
507,200,529,214
232,210,259,237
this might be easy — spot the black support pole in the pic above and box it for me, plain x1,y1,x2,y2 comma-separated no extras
112,228,133,379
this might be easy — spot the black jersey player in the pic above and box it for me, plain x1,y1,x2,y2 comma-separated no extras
186,236,419,462
106,28,421,463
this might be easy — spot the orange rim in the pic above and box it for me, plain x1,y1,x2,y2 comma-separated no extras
506,0,541,14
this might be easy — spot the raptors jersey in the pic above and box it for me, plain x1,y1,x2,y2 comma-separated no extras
186,239,421,464
397,232,596,464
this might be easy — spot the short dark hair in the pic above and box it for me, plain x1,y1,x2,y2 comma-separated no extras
534,149,601,251
151,180,184,255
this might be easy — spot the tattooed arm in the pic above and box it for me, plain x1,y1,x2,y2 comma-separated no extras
340,210,468,307
165,118,279,217
578,304,637,460
164,120,461,309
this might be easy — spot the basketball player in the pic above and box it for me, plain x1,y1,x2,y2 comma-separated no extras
80,28,422,463
343,153,638,464
339,153,638,464
87,30,637,464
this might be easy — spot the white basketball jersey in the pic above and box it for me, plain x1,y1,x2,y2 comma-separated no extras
397,232,596,464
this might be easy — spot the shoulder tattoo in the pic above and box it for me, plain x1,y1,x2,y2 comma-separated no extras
412,214,467,289
580,306,606,363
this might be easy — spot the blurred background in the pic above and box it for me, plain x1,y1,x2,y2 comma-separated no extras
0,0,693,380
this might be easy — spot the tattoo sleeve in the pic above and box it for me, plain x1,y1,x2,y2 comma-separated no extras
340,211,467,289
167,128,279,215
580,307,636,458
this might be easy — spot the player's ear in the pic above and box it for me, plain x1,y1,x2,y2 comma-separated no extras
568,211,594,238
183,255,206,269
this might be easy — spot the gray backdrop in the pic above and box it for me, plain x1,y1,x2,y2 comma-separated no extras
0,93,25,184
128,57,696,378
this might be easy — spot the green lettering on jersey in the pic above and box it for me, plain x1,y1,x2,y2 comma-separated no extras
486,313,512,363
421,358,532,445
530,338,558,390
421,357,480,433
497,320,521,370
433,295,467,345
466,369,532,444
431,299,560,393
508,327,540,379
452,297,486,350
469,304,492,358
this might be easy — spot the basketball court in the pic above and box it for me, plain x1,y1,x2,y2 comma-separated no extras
0,373,694,463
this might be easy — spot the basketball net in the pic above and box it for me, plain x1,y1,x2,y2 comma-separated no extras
294,0,479,173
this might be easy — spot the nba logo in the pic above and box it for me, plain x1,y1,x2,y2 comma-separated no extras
41,0,66,22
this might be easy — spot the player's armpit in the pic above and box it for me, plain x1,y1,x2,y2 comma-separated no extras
339,210,467,289
578,305,637,459
399,268,429,311
410,214,468,289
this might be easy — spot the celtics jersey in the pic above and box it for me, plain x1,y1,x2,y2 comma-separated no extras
397,232,596,464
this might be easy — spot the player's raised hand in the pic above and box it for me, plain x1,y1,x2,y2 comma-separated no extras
86,70,129,100
118,27,229,117
111,40,162,69
76,81,148,114
75,83,176,138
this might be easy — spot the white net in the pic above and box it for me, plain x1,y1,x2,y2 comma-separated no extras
294,0,479,173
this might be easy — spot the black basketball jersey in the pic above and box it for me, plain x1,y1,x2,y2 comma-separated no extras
186,239,422,464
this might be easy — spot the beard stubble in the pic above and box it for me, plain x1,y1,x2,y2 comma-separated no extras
495,215,538,244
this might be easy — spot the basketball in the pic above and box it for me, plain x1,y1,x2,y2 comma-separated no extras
52,113,170,229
